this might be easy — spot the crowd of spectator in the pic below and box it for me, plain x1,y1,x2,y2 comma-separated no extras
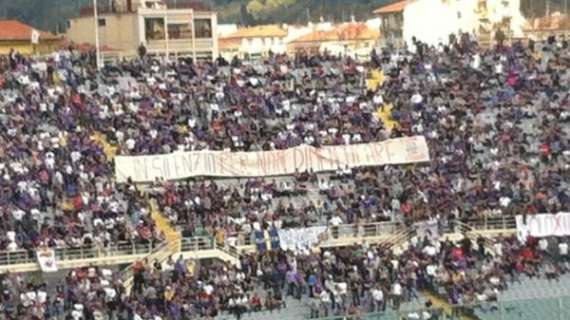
2,231,570,319
0,50,166,252
0,28,569,319
147,34,569,242
1,33,569,252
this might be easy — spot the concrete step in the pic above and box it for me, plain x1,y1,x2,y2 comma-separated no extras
216,297,309,320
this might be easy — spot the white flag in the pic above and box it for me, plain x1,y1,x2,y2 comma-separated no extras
31,29,40,44
36,248,58,272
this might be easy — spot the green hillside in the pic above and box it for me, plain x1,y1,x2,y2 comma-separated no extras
0,0,562,34
0,0,391,33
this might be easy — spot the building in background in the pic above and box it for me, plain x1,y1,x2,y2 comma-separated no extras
0,20,61,55
288,23,379,57
217,24,238,37
284,21,334,44
218,25,287,59
402,0,525,48
66,0,218,61
524,13,570,40
373,0,406,48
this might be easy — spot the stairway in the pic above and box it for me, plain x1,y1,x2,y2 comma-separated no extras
422,291,479,320
120,201,182,292
214,243,242,266
150,201,182,252
215,296,310,320
384,225,417,252
455,221,497,256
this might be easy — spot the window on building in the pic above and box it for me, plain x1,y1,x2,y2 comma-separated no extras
98,18,106,27
145,18,165,41
194,19,212,38
168,23,192,40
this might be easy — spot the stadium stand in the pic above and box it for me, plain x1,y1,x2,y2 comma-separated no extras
0,31,569,319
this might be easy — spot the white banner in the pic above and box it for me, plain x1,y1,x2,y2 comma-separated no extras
36,248,58,272
516,213,570,241
277,226,328,252
115,136,430,183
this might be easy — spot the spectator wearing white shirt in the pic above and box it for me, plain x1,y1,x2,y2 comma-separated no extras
370,285,385,312
559,240,569,263
320,289,331,317
391,281,402,309
538,238,549,255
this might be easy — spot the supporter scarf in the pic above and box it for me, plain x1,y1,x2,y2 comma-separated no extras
255,230,267,253
269,226,280,251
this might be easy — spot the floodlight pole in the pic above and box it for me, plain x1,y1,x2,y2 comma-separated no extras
93,0,102,69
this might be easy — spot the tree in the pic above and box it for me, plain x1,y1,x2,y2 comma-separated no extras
267,0,297,9
239,3,253,25
247,0,265,19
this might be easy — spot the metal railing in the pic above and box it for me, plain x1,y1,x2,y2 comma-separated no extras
119,241,169,283
0,241,157,267
465,215,516,231
308,295,570,320
307,307,446,320
235,222,401,247
455,221,499,256
330,221,401,239
0,216,517,269
0,250,36,266
180,236,215,252
0,236,216,270
386,226,417,250
215,242,244,260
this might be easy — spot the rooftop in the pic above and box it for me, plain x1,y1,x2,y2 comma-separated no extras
78,1,211,16
373,0,407,14
222,25,288,40
0,20,59,41
291,23,379,43
218,38,241,51
525,14,570,32
166,0,210,10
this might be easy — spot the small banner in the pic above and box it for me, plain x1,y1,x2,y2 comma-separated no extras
254,226,281,253
36,248,58,272
277,226,327,252
31,29,40,45
516,213,570,242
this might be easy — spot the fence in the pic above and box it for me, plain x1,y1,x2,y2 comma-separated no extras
465,216,516,232
0,237,216,272
234,221,402,247
233,216,516,248
0,216,518,270
308,296,570,320
180,236,216,252
330,222,401,240
452,296,570,320
0,241,157,267
307,307,445,320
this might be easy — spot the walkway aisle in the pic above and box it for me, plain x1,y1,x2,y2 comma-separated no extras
90,131,118,160
422,291,478,320
90,131,184,289
90,131,181,251
150,200,182,252
367,70,398,131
